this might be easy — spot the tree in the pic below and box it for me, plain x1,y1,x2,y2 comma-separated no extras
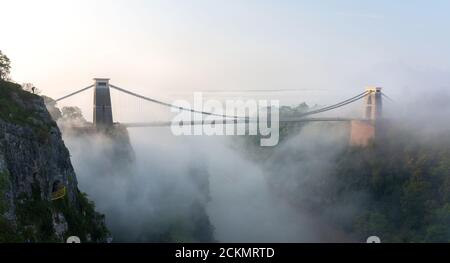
0,50,11,81
61,106,86,122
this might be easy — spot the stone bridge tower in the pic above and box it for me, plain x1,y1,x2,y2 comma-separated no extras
363,87,383,121
93,78,113,128
350,87,383,146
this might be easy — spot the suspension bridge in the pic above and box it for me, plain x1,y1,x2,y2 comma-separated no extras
45,78,389,201
51,78,385,129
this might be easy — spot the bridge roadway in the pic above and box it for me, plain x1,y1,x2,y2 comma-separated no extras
121,117,357,128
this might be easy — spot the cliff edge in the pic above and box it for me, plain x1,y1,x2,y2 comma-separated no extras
0,80,109,242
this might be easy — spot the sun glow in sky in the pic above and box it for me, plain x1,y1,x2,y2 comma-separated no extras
2,0,450,110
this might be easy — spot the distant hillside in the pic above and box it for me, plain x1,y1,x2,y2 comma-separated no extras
235,108,450,242
333,125,450,242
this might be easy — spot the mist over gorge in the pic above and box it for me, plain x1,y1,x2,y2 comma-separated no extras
57,86,450,243
59,107,356,242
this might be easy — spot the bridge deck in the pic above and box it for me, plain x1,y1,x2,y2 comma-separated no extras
121,117,357,128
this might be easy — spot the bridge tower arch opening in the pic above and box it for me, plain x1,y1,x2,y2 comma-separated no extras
93,78,113,128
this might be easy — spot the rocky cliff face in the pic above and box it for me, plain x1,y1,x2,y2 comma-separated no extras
0,80,109,242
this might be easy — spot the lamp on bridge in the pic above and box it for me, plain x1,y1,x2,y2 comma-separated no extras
93,78,114,128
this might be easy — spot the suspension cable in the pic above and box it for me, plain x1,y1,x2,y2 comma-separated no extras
51,83,375,121
109,84,248,119
299,91,370,116
305,93,368,115
382,92,395,103
53,85,95,103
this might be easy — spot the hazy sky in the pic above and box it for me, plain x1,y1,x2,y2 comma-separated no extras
2,0,450,112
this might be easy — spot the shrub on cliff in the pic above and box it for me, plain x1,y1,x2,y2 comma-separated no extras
0,50,10,81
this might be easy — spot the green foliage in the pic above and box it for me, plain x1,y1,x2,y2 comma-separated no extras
0,217,19,242
0,81,33,123
279,103,309,117
424,204,450,242
0,50,11,81
0,170,11,215
0,170,17,242
240,112,450,243
15,182,58,242
61,106,85,122
52,190,109,242
0,80,55,143
9,180,108,243
333,125,450,242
